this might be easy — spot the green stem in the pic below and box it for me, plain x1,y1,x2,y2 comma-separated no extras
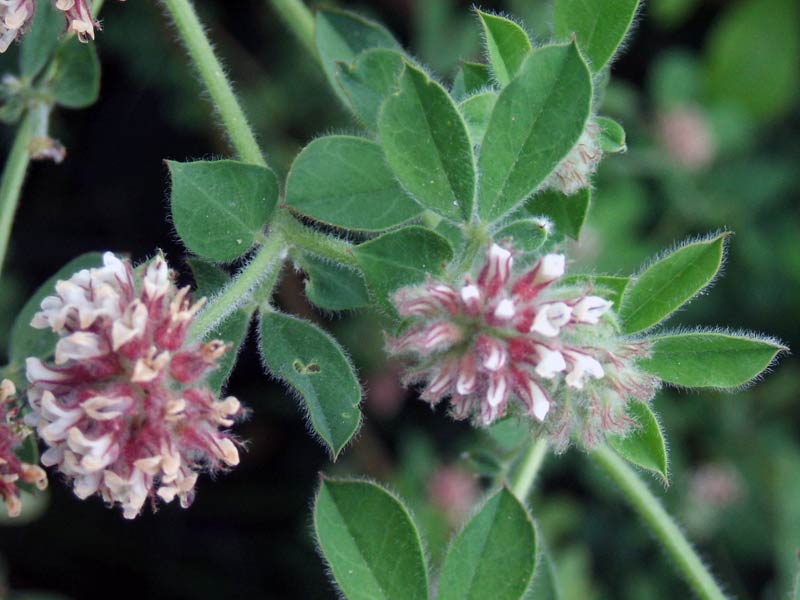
276,212,358,268
509,438,548,501
160,0,265,166
270,0,317,59
592,445,728,600
188,234,285,342
0,112,34,280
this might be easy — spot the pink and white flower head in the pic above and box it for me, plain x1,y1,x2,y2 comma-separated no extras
54,0,97,42
0,379,48,517
25,252,243,519
0,0,98,53
0,0,34,53
388,243,658,451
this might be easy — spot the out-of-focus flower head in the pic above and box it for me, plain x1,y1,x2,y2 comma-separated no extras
656,106,716,171
387,243,659,451
26,252,242,519
0,379,48,517
0,0,98,53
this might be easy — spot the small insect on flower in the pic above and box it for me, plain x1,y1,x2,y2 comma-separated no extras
0,379,48,517
387,243,659,452
25,252,243,518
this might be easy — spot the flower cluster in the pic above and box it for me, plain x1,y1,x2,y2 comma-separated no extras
0,0,96,53
545,119,602,195
388,243,659,451
26,252,242,518
0,379,48,517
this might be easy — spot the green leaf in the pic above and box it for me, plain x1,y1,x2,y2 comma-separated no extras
478,43,592,222
607,401,669,484
298,254,371,311
459,91,497,146
526,187,590,240
20,0,63,78
476,10,533,86
315,9,400,106
596,116,626,153
379,63,475,222
451,61,492,100
335,48,404,130
553,0,641,72
167,160,278,262
561,274,630,310
640,332,786,388
705,0,799,122
259,312,361,457
438,488,536,600
187,259,251,394
525,544,561,600
314,479,428,600
495,218,548,253
619,233,729,334
52,38,100,109
354,226,454,308
9,253,103,367
285,136,421,231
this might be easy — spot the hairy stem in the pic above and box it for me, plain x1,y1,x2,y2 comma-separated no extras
592,445,728,600
188,234,285,342
0,112,34,280
509,438,548,502
160,0,265,166
270,0,317,59
277,213,358,268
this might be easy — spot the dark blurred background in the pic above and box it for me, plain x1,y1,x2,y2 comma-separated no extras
0,0,798,598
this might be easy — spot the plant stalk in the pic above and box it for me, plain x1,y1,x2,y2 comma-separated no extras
188,233,285,342
0,112,34,280
160,0,265,167
592,445,727,600
509,438,548,502
270,0,317,59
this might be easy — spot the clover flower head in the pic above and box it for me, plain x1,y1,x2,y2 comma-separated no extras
0,379,48,517
388,243,659,451
0,0,34,53
0,0,98,53
25,252,242,518
545,118,602,195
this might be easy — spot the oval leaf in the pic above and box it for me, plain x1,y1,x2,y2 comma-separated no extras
640,332,786,388
478,43,592,222
9,252,103,367
607,401,669,484
168,160,278,262
259,311,361,457
285,136,421,231
438,488,537,600
353,226,454,310
451,61,493,101
314,479,428,600
553,0,641,72
53,39,100,109
526,187,591,241
476,10,533,86
459,91,498,146
495,218,548,253
335,48,405,130
20,0,63,78
619,233,729,334
298,253,371,311
596,116,627,153
315,9,400,106
379,63,475,222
